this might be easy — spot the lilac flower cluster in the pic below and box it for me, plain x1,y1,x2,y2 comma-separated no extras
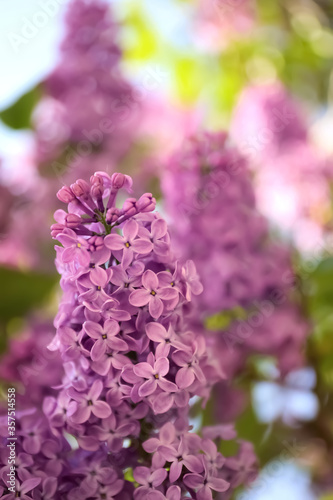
162,132,309,376
35,0,136,169
0,172,257,499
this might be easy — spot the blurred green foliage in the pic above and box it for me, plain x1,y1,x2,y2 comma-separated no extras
0,85,40,129
0,267,57,352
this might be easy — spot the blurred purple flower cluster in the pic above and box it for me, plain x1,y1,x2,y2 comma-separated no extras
35,0,137,169
162,132,309,380
231,83,333,250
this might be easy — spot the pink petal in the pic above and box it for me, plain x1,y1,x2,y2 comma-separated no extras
132,238,153,254
123,219,138,240
129,289,151,307
142,269,158,291
71,405,91,424
110,266,127,286
107,337,128,351
155,357,169,377
183,473,204,489
104,233,124,251
104,319,120,336
138,378,157,397
166,485,181,500
61,247,76,263
157,445,177,462
158,287,179,301
91,339,106,361
170,460,183,483
172,350,190,367
197,485,213,500
154,240,169,256
208,477,230,492
183,455,204,473
149,297,163,319
92,401,112,419
90,266,108,287
151,219,167,239
21,478,42,494
84,321,103,339
152,392,174,414
134,362,154,378
89,379,103,400
151,468,167,487
158,378,177,393
133,466,150,485
146,322,166,342
160,422,176,444
142,437,160,453
122,247,133,268
176,367,195,389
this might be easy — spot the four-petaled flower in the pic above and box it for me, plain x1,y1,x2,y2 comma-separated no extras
183,470,229,500
105,219,153,267
68,380,111,424
134,354,177,397
129,270,179,319
146,322,186,357
83,319,128,361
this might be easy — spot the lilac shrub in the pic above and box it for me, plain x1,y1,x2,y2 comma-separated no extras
1,171,257,499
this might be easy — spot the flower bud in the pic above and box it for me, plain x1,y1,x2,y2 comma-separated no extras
57,186,75,203
122,198,137,217
111,173,133,192
65,214,82,228
106,207,120,224
137,193,156,213
51,223,65,238
70,179,90,197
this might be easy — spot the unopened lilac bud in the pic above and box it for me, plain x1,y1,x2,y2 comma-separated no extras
91,184,104,199
65,214,82,228
106,207,120,224
70,179,90,197
137,193,156,213
122,198,137,217
111,173,133,192
51,223,65,238
90,173,104,187
57,186,75,203
94,171,112,189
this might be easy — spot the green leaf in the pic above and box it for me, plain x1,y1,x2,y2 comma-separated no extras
0,267,57,322
0,85,41,129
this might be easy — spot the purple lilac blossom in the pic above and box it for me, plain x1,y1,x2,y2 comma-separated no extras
0,171,258,498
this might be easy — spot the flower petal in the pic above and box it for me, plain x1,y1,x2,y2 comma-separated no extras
142,269,158,291
149,297,163,319
134,362,154,378
146,322,166,342
208,477,230,492
129,289,151,307
104,233,124,251
92,401,112,419
176,366,195,389
155,357,169,377
139,378,157,397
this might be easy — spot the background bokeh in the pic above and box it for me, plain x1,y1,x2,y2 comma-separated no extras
1,0,333,498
